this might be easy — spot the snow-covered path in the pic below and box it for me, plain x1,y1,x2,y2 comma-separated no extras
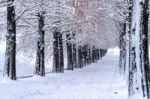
0,53,128,99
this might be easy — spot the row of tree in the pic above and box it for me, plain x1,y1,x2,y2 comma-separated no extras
2,0,150,98
2,0,109,80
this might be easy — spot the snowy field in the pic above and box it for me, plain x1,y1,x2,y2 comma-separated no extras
0,48,128,99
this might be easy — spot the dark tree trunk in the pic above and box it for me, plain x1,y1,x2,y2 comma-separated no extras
53,28,59,72
73,43,77,68
95,49,100,61
99,49,103,59
66,33,73,70
99,49,107,58
35,12,45,76
71,32,77,68
78,46,83,68
53,27,64,73
141,0,150,98
119,23,126,74
82,45,88,66
92,46,95,63
58,32,64,72
4,0,16,80
87,48,92,64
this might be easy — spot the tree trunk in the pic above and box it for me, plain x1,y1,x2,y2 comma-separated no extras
92,46,95,63
128,0,150,98
4,0,16,80
82,45,88,66
66,33,73,70
78,46,83,68
58,32,64,72
53,28,59,72
71,31,77,68
87,47,92,64
119,23,126,75
140,0,150,98
73,43,77,68
35,12,45,76
53,27,64,73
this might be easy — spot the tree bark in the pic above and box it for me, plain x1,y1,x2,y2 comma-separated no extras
35,12,45,76
53,28,59,72
128,0,150,98
119,23,126,75
72,43,77,68
78,46,83,68
4,0,16,80
53,27,64,73
66,33,73,70
58,32,64,72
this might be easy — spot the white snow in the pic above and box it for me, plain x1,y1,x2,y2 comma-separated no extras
0,48,128,99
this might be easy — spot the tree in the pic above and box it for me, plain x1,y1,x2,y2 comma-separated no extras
53,27,64,73
66,32,73,70
4,0,16,80
35,11,45,76
34,0,45,76
128,0,150,98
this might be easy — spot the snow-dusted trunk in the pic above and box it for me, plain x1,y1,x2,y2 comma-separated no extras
95,49,100,61
119,23,126,75
77,46,83,68
82,45,88,66
87,47,92,64
53,28,59,72
53,28,64,73
71,32,77,68
58,32,64,72
4,0,16,80
128,0,150,98
92,46,95,63
124,0,133,82
66,33,73,70
125,22,130,81
72,43,77,68
35,12,45,76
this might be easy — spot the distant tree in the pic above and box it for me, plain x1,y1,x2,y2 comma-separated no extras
53,27,64,73
66,32,73,70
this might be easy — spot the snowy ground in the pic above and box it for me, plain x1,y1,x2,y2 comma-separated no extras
0,48,128,99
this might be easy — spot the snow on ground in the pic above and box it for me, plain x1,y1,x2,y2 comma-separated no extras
0,48,128,99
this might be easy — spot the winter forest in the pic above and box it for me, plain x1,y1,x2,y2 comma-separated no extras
0,0,149,99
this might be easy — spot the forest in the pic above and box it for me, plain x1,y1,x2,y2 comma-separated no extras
0,0,149,99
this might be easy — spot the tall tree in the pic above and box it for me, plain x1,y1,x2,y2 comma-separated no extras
128,0,150,98
4,0,16,80
34,0,45,76
35,11,45,76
